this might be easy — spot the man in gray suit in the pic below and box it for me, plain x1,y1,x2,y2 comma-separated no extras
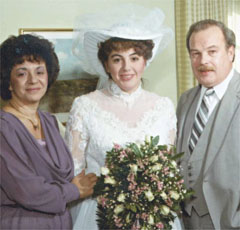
176,19,240,229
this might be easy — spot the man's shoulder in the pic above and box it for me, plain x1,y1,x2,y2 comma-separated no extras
179,86,198,102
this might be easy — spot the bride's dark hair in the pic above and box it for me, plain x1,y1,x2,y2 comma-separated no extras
98,38,154,76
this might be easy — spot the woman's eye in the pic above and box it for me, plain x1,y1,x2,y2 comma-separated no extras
37,71,44,75
17,72,26,77
131,56,139,61
113,58,120,63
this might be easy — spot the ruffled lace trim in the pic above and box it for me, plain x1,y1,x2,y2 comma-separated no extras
107,80,142,108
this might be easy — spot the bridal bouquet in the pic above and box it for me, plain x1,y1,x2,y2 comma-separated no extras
93,136,192,230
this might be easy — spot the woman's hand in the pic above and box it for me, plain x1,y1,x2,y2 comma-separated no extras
72,170,97,199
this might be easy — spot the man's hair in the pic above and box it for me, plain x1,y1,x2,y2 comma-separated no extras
186,19,236,53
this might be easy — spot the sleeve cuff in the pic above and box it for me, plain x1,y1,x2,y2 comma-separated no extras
63,183,80,203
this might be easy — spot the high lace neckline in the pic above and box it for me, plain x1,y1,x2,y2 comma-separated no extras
107,80,143,108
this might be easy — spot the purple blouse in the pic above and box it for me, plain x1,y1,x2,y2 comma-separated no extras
0,110,79,229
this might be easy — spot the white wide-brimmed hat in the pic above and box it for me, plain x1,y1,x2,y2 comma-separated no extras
72,4,173,88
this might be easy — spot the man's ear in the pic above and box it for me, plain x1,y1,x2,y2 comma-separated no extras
228,45,235,62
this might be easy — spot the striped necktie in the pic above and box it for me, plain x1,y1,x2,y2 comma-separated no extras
189,88,215,153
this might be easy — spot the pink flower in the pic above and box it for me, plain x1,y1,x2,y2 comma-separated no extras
163,167,169,172
141,212,149,220
156,222,164,229
154,206,159,213
114,143,121,150
131,218,140,230
157,181,163,191
166,198,173,207
178,179,184,184
128,183,136,191
127,173,136,183
114,217,123,228
119,150,128,160
98,196,107,207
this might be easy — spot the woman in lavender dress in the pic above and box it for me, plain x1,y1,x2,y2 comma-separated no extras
0,34,97,229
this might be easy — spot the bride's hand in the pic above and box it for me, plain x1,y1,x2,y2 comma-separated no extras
72,169,97,199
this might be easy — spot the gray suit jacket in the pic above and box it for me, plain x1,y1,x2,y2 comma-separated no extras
176,70,240,229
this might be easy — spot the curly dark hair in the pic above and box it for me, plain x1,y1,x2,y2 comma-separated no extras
98,38,154,76
0,34,60,100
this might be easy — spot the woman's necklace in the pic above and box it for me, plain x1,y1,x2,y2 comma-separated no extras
9,101,40,130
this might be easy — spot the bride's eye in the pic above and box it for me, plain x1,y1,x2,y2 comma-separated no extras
112,58,121,63
131,56,139,62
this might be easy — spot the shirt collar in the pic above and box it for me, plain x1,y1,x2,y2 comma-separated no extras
201,68,234,100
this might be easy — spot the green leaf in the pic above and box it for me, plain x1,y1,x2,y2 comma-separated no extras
151,136,159,147
130,143,143,157
129,204,137,213
184,188,195,199
170,152,185,161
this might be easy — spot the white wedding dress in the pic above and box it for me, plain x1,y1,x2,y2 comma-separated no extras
65,80,182,230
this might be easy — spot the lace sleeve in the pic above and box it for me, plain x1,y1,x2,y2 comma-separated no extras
165,97,177,145
65,97,89,175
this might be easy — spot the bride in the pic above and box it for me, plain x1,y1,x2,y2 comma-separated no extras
65,5,182,230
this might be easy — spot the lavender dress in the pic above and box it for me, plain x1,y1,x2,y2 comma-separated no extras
0,110,79,229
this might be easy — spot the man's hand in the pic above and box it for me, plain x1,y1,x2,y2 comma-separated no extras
72,170,97,199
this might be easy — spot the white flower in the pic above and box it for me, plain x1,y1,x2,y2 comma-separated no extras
141,226,147,230
170,160,177,167
145,190,154,201
104,177,116,185
117,193,126,202
160,205,170,215
129,164,138,173
151,163,162,171
160,191,167,200
169,190,180,200
101,167,110,175
114,204,124,214
150,155,158,162
145,135,150,143
148,215,154,225
169,172,174,177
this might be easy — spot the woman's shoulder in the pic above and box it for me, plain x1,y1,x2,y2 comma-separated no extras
0,110,12,129
70,89,104,111
0,110,22,139
143,90,175,107
73,89,101,103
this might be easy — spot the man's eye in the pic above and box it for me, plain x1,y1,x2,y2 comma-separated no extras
191,52,200,58
209,50,217,55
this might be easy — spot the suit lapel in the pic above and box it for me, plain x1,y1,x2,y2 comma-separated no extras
203,72,240,175
177,87,201,161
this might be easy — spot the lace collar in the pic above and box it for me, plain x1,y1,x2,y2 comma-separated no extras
107,80,143,108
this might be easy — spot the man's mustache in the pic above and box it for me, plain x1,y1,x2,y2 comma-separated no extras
198,66,215,72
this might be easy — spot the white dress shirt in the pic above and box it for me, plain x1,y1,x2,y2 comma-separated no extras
196,68,234,118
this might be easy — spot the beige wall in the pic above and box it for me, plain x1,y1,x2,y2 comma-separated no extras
0,0,177,105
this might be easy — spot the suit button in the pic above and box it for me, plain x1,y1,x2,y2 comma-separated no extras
188,172,192,177
188,164,192,170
